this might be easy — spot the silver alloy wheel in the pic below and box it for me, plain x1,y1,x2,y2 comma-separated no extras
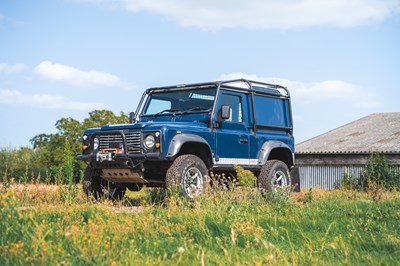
183,166,204,198
271,170,288,188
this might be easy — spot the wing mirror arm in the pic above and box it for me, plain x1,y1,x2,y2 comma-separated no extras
129,112,135,124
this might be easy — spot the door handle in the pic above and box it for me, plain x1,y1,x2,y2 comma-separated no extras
239,139,248,143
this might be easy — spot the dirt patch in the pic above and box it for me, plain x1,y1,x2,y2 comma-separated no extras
3,183,59,193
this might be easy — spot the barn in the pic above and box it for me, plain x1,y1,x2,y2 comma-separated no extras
295,112,400,189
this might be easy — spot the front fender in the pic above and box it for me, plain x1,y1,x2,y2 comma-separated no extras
258,140,294,165
166,134,211,158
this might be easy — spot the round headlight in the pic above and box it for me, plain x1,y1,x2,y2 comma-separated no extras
93,137,99,150
144,135,155,149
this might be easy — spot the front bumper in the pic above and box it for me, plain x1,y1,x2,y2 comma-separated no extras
77,152,164,184
76,152,163,162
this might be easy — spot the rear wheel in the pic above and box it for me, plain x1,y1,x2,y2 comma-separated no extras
258,160,291,191
82,165,126,200
166,154,209,198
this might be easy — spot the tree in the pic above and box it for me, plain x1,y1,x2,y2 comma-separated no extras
28,109,129,183
82,110,129,129
56,117,83,142
30,133,53,149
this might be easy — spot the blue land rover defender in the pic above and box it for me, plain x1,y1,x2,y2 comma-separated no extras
77,79,295,199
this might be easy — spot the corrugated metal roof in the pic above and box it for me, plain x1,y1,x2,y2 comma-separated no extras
296,112,400,154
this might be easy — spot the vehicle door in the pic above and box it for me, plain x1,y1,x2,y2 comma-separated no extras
214,90,252,164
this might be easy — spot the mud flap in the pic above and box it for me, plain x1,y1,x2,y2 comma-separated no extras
290,166,301,192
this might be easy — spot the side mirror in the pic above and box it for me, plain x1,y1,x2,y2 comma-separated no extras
129,112,135,124
220,105,231,120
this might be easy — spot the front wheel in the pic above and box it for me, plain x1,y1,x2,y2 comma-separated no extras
82,165,126,200
166,154,209,198
258,160,291,191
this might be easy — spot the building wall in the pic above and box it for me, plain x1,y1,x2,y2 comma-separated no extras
298,164,363,189
295,153,400,190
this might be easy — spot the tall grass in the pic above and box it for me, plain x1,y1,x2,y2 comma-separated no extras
1,180,399,265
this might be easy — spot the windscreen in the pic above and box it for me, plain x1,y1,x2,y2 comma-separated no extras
143,87,217,115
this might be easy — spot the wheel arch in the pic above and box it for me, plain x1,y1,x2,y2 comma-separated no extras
258,141,294,168
167,134,213,167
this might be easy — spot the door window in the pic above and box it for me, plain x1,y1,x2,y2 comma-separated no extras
219,93,243,123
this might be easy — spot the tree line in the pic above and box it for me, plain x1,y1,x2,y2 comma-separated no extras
1,109,399,189
0,110,128,183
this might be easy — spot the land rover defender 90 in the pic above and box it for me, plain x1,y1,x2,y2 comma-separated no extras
77,79,295,199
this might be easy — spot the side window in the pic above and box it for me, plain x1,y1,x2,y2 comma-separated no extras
219,93,243,123
254,95,290,127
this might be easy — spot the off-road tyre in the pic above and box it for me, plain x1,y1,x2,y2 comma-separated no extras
166,154,209,198
82,165,126,200
83,166,102,199
258,160,291,191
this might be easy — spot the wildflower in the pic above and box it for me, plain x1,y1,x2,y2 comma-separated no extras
178,246,185,254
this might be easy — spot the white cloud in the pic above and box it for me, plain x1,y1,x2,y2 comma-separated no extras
0,63,27,74
0,89,108,110
34,61,122,87
91,0,400,30
219,72,380,108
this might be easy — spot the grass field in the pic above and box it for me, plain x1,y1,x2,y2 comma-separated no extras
1,182,399,265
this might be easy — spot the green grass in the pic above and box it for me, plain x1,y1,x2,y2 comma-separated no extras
1,183,399,265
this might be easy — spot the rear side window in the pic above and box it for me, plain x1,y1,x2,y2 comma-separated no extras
254,95,290,128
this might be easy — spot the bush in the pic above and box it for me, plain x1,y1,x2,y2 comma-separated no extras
234,165,256,188
361,152,399,190
0,148,46,183
340,172,359,190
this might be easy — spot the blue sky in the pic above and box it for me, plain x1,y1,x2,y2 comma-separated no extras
1,0,400,148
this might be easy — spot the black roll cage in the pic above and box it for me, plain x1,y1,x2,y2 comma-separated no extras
133,79,293,133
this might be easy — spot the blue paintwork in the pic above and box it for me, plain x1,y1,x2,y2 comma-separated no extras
80,80,294,168
214,90,251,159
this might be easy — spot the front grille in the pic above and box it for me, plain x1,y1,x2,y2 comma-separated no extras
126,132,141,153
99,135,123,150
98,132,141,154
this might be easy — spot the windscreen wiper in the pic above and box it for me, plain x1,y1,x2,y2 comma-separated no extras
180,107,211,114
153,109,180,116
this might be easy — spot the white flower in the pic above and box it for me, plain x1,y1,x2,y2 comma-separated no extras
178,246,185,254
